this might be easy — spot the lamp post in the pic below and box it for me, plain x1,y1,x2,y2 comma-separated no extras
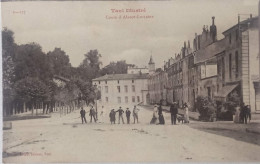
93,84,98,120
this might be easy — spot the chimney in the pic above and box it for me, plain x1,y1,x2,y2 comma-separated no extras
188,40,190,48
184,41,186,48
238,15,240,24
250,14,252,19
212,16,215,25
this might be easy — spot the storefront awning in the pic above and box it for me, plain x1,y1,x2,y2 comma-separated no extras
214,84,238,100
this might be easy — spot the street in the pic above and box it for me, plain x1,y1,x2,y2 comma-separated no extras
3,106,260,163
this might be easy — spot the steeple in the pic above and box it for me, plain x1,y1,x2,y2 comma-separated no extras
148,55,154,64
148,55,155,74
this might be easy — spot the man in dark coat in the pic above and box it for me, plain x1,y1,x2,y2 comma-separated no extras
158,104,165,125
116,107,125,124
80,107,87,124
170,102,178,125
242,104,248,124
89,106,96,123
109,109,116,124
125,108,131,124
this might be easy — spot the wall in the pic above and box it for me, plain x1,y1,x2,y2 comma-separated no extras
93,78,148,110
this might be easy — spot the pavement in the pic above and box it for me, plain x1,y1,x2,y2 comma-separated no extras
2,105,260,163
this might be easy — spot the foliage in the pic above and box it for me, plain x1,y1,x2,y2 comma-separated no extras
100,60,134,75
197,96,217,121
47,48,72,78
224,91,240,115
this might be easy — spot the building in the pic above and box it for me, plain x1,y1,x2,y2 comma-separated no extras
92,58,154,109
148,69,168,105
215,15,259,113
127,65,149,74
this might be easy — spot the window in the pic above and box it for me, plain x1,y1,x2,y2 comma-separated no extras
106,97,108,102
229,34,232,44
222,57,225,80
125,96,128,103
132,80,134,83
124,85,128,92
105,81,107,84
118,97,121,103
105,86,108,93
132,96,135,102
132,85,135,92
207,87,211,98
137,96,140,103
117,86,120,93
229,53,232,79
98,81,100,84
235,51,239,78
117,80,120,84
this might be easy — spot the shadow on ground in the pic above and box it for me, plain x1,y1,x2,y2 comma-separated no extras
188,122,260,146
3,115,51,121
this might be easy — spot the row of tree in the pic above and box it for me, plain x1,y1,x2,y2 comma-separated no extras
2,28,132,116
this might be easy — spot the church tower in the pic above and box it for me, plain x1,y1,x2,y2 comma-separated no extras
148,55,155,74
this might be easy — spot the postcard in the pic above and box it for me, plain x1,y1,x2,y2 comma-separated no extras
1,0,260,163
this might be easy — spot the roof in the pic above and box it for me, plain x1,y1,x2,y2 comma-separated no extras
194,38,225,64
215,84,238,98
92,73,149,81
222,16,258,35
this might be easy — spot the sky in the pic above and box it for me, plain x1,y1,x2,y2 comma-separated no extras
1,0,259,69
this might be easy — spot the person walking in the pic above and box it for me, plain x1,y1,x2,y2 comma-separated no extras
89,106,97,123
170,102,178,125
80,107,87,124
133,105,140,124
125,108,131,124
184,103,189,123
109,109,116,124
116,107,125,124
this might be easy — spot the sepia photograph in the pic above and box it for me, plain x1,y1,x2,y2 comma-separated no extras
1,0,260,163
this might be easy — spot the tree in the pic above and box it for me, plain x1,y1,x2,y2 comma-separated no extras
79,49,102,80
2,28,16,116
47,48,72,78
14,43,52,82
14,77,49,115
100,60,134,76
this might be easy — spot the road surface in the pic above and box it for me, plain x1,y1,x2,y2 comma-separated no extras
3,106,260,163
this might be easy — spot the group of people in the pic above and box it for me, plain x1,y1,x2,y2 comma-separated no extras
80,103,190,125
150,102,189,125
234,103,251,124
109,106,140,124
79,105,141,124
80,106,97,124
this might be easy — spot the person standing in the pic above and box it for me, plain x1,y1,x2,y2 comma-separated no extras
184,103,189,123
158,104,165,124
234,104,240,123
80,107,87,124
133,105,140,124
89,106,97,123
242,104,248,124
125,108,131,124
170,102,178,125
150,105,159,124
247,105,251,123
116,107,125,124
109,109,116,124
